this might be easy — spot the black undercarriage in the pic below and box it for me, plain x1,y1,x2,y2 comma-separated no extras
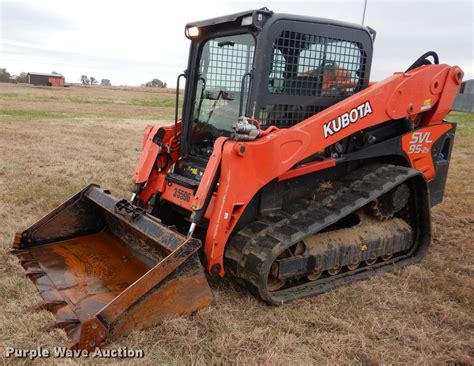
224,164,431,304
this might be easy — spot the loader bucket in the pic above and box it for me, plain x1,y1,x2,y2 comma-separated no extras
12,185,213,350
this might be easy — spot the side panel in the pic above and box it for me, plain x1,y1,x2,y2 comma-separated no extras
401,123,453,181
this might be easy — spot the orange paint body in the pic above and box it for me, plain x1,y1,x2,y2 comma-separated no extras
134,63,463,276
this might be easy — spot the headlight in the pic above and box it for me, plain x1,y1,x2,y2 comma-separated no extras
185,26,200,38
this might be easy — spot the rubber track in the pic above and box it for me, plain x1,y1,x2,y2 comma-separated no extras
224,164,430,304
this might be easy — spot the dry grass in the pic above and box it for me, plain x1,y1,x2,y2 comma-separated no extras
0,83,179,120
0,83,472,365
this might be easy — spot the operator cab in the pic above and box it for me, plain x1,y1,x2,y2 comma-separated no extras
173,8,374,183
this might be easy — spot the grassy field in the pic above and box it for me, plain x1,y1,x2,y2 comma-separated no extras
0,83,472,365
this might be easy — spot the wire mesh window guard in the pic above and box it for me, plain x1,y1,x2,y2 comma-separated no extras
194,35,255,126
263,30,366,128
190,34,255,156
202,39,254,92
268,31,366,97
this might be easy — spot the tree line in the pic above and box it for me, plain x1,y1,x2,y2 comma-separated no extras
0,68,62,83
0,68,31,83
142,79,167,88
1,67,168,89
80,75,111,86
80,75,167,88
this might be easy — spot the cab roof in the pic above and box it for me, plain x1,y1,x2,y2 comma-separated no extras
186,7,374,38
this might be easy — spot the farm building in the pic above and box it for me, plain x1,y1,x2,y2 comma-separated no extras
27,72,65,87
453,79,474,112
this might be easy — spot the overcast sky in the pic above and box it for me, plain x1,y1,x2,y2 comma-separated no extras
1,0,472,86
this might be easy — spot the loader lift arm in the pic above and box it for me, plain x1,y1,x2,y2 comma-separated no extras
198,62,463,275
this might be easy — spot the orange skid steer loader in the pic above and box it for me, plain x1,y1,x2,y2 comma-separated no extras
13,8,463,350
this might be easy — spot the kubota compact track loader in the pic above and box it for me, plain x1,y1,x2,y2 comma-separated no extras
13,8,463,350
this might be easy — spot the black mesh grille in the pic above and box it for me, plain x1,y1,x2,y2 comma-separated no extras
268,31,366,97
203,40,254,92
262,30,366,128
260,104,326,128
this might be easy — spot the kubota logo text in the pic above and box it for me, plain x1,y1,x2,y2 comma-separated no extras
323,101,373,139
